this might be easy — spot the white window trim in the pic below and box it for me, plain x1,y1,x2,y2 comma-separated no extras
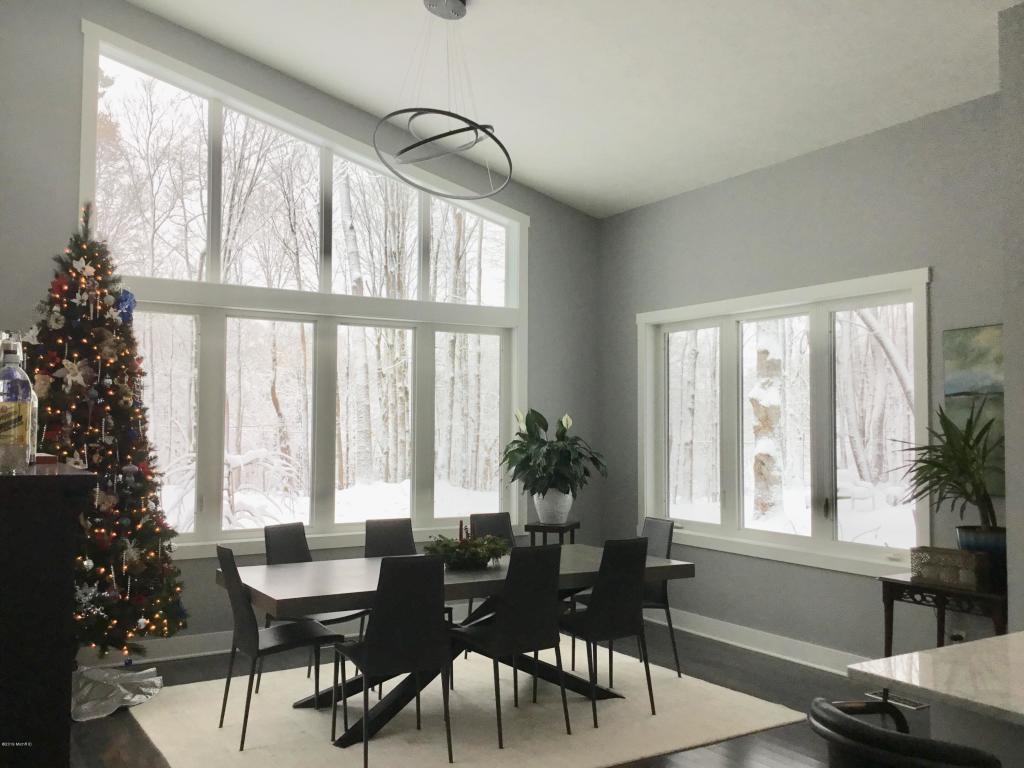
637,269,931,578
80,22,530,557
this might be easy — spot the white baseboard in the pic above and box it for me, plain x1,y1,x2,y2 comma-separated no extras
76,630,234,668
646,607,868,677
77,608,866,677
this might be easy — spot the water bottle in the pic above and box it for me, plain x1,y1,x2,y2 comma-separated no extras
0,337,33,473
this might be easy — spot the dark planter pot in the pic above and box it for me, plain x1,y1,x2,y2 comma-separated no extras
955,525,1007,593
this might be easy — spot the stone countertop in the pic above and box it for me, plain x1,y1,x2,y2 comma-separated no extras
848,632,1024,726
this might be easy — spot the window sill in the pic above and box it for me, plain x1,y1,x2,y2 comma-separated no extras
674,528,910,579
170,522,504,561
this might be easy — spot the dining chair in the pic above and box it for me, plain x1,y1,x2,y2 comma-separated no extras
216,546,345,751
331,555,454,768
569,517,680,684
451,544,571,748
465,512,516,638
364,517,417,557
256,523,370,692
808,698,1001,767
559,537,654,728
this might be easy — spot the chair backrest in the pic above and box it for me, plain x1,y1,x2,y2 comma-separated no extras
584,537,648,641
216,546,260,657
490,545,562,655
469,512,516,547
264,522,312,565
640,517,673,605
362,555,449,676
808,698,1001,768
364,518,417,558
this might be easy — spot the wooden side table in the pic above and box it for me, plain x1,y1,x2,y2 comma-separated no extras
880,573,1008,657
525,520,580,546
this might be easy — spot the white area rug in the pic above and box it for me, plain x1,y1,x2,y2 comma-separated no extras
132,638,801,767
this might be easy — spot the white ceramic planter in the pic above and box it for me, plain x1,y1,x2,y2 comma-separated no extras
533,489,574,524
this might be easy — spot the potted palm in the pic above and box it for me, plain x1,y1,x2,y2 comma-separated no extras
904,401,1005,589
500,408,607,524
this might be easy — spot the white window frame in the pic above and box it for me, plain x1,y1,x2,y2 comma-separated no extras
80,22,529,558
638,269,930,577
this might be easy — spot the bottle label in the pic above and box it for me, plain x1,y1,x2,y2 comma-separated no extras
0,402,31,445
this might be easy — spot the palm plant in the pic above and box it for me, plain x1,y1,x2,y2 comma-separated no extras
903,401,1003,529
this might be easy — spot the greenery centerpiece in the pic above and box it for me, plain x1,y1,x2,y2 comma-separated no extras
500,408,608,525
424,533,510,570
904,401,1006,589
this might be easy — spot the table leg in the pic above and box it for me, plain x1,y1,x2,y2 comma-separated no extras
936,595,947,648
558,532,565,545
992,600,1008,636
542,532,549,545
530,532,536,547
569,530,575,544
882,582,894,703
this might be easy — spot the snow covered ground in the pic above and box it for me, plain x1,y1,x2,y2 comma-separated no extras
159,479,500,532
671,483,916,550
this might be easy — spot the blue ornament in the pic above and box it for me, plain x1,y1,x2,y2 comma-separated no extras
116,290,136,324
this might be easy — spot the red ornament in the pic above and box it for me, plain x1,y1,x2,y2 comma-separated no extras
51,275,69,295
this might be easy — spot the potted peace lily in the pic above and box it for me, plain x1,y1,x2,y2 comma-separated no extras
500,408,608,524
904,401,1006,589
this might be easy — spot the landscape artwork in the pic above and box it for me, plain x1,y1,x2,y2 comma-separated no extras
943,324,1004,496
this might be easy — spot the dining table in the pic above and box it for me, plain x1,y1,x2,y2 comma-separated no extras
217,543,695,748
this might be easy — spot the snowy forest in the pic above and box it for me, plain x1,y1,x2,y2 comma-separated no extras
668,304,915,549
94,56,505,532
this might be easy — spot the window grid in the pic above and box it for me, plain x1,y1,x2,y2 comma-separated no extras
87,39,527,547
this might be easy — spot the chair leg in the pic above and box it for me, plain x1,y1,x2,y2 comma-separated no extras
239,657,257,751
532,650,539,703
465,599,474,659
608,640,614,688
363,675,370,768
554,644,571,736
359,614,366,640
256,615,271,693
512,656,519,708
664,606,681,677
314,645,321,710
441,665,454,764
414,671,422,730
639,630,656,716
307,646,313,678
492,658,504,749
570,601,576,670
341,657,349,731
331,649,340,742
219,646,237,728
586,641,598,729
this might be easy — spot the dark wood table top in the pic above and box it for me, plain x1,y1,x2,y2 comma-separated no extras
524,520,581,532
218,543,695,618
879,572,1007,600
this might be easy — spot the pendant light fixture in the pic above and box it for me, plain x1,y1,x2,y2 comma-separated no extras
372,0,512,201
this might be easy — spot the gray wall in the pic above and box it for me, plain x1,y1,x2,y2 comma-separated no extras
1000,3,1024,632
596,93,1009,657
0,0,602,636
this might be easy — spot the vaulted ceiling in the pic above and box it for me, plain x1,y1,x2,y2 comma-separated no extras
127,0,1014,217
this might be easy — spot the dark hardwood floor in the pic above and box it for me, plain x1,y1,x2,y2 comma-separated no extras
71,622,923,768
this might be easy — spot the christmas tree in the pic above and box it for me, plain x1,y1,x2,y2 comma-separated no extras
22,204,186,656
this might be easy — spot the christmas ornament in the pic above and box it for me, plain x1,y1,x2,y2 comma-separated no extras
72,257,96,277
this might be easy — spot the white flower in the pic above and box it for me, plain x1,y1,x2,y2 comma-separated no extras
514,409,526,431
72,258,95,277
561,413,573,431
21,326,39,345
47,311,65,330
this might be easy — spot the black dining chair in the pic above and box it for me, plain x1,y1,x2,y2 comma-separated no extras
364,517,417,557
559,537,654,728
216,546,345,751
808,698,1001,768
256,523,370,692
465,512,516,638
569,517,680,684
331,555,454,768
451,544,571,748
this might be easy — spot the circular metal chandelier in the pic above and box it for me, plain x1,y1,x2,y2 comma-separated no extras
372,0,512,201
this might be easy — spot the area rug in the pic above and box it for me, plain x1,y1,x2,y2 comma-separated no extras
132,637,802,767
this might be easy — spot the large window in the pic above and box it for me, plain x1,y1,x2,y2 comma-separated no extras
84,32,526,549
641,272,929,574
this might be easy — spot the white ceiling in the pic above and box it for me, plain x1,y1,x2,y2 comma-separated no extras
126,0,1014,218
